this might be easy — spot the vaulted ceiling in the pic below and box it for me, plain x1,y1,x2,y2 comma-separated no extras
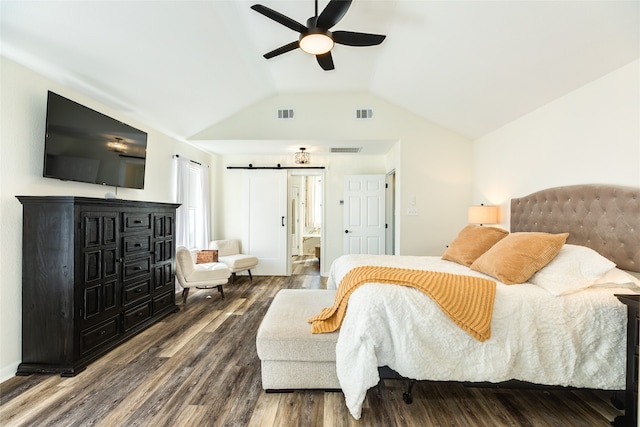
1,0,638,155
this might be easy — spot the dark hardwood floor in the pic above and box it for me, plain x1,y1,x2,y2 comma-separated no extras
0,271,624,426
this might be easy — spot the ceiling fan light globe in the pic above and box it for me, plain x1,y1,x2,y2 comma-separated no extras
299,33,334,55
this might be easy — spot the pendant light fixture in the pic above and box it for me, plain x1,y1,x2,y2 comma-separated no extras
295,147,310,164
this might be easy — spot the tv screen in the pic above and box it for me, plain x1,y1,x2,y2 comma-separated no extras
43,91,147,189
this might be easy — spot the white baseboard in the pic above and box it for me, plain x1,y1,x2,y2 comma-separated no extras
0,361,20,384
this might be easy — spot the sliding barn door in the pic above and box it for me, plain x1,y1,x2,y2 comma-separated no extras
343,174,386,255
243,170,288,276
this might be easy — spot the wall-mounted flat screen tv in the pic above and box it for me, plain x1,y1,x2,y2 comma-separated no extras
43,91,147,189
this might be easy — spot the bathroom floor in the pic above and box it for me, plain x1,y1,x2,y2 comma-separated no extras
292,255,320,276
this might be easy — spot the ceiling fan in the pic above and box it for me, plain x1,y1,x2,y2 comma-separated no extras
251,0,386,71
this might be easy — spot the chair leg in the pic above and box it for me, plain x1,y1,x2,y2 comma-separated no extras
248,270,253,281
231,272,236,284
182,288,190,304
217,284,224,299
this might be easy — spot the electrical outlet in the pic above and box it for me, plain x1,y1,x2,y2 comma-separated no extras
407,208,419,216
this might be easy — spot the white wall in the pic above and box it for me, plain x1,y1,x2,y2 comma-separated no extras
0,57,215,382
473,60,640,229
203,92,474,266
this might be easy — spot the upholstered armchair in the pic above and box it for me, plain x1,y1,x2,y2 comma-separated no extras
208,239,259,283
175,247,231,303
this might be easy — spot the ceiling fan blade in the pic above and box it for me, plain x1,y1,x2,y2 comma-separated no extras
264,41,300,59
333,31,386,46
317,0,352,29
316,52,335,71
251,4,307,33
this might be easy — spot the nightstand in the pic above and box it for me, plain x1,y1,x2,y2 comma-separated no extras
615,294,639,427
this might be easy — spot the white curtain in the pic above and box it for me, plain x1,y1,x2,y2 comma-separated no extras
196,163,210,250
175,156,191,248
174,156,210,249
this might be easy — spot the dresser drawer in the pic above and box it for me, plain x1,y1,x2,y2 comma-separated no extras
80,316,119,356
123,301,152,331
123,235,151,257
122,213,151,232
123,278,151,306
123,257,151,281
153,291,174,314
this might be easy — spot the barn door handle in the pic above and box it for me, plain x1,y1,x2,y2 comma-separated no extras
281,216,285,227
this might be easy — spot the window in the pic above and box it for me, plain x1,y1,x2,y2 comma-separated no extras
175,156,210,250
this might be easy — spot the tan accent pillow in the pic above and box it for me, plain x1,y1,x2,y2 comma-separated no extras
470,232,569,285
442,225,509,266
196,249,218,264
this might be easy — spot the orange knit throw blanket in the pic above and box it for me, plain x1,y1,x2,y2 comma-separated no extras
308,266,497,341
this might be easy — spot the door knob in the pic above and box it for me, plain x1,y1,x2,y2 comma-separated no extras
345,230,350,234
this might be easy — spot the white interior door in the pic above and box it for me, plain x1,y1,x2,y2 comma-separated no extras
343,175,386,255
244,170,288,275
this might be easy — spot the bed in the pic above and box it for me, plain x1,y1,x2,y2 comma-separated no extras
324,184,640,420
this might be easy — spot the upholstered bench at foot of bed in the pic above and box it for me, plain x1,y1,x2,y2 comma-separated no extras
256,289,340,390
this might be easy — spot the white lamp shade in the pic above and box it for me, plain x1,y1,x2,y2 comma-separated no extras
468,205,499,224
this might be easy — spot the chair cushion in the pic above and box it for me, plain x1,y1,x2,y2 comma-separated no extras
219,254,258,271
186,262,230,282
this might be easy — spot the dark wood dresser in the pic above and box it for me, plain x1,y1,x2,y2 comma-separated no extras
615,294,639,427
16,196,180,377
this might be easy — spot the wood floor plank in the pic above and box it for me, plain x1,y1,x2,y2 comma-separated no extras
168,404,210,426
158,308,223,357
323,391,360,427
0,266,625,426
247,392,282,427
0,375,61,410
0,376,65,426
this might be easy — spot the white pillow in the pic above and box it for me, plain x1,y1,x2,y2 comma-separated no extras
592,268,640,288
529,244,615,296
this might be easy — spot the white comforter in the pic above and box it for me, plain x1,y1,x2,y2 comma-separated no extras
327,254,635,419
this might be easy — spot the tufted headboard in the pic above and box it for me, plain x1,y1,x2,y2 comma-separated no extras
511,184,640,273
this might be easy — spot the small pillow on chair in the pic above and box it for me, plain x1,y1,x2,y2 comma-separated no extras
442,225,509,267
196,250,218,264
